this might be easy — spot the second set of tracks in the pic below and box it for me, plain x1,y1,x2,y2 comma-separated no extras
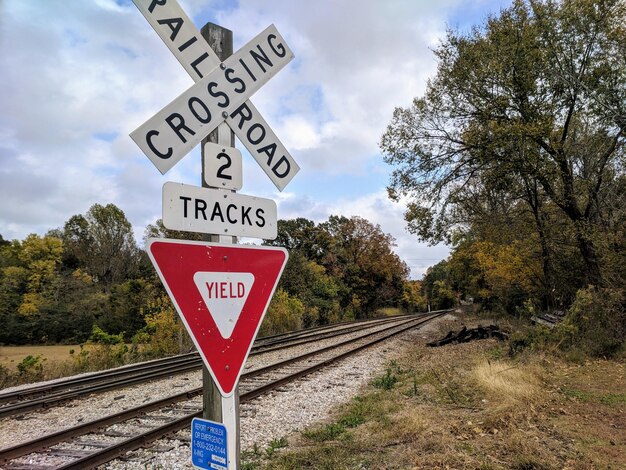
0,310,449,469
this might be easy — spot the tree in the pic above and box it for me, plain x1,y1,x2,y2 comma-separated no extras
267,218,330,262
319,216,410,317
16,234,63,315
381,0,625,286
267,216,410,321
401,280,427,313
63,204,140,290
101,279,154,337
448,238,541,312
143,218,204,243
277,251,341,326
422,260,457,310
0,234,99,344
259,289,305,336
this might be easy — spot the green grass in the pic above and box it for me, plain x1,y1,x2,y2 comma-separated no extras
262,445,361,470
561,388,594,401
264,437,288,457
338,409,366,428
371,367,398,390
561,388,626,406
599,393,626,406
302,423,347,442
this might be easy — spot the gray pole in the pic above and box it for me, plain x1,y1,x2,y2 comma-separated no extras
200,22,240,468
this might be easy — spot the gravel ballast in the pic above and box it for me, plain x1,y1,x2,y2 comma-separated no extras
102,318,454,469
1,314,456,469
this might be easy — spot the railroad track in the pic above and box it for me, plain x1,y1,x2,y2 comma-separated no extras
0,311,448,469
0,313,418,418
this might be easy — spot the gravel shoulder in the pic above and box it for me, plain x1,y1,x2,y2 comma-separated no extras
100,314,457,469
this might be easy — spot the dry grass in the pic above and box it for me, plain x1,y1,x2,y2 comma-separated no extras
0,344,81,369
252,313,625,470
376,307,404,317
471,359,542,404
0,343,147,390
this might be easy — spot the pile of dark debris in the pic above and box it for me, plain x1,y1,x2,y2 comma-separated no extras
427,324,509,347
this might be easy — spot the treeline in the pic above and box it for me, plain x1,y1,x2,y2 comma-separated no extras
381,0,626,357
262,216,411,333
0,205,413,346
0,204,153,345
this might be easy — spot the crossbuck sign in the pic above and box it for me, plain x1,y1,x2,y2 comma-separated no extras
131,0,300,191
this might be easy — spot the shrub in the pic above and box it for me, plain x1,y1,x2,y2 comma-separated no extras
259,289,304,336
508,326,553,357
82,325,129,369
89,325,124,345
134,300,192,358
0,364,13,389
16,354,44,375
555,286,625,357
372,368,398,390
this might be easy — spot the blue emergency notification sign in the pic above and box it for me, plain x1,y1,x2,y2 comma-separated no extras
191,417,228,470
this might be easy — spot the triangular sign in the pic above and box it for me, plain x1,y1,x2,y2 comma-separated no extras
146,238,288,397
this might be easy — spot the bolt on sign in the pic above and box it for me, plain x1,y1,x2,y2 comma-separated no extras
131,0,300,192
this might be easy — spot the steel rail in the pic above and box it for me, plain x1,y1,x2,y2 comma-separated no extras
240,312,446,401
54,312,447,470
0,315,419,418
0,315,428,462
0,353,199,405
0,311,448,468
0,312,419,405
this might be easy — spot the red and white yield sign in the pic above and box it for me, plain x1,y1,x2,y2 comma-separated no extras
147,238,288,396
131,0,300,191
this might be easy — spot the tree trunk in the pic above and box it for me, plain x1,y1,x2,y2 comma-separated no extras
525,179,555,309
575,225,603,286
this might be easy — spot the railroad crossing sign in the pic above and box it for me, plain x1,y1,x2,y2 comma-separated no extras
131,0,300,191
146,238,288,397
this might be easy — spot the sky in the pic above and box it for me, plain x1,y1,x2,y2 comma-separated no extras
0,0,512,279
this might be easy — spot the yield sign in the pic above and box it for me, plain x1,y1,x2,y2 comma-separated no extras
146,238,288,396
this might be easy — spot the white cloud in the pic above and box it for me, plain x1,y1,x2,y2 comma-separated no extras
213,0,452,175
0,0,509,275
278,115,320,151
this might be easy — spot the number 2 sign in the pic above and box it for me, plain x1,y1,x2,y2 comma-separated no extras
203,142,243,191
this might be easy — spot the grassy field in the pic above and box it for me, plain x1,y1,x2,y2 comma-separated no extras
244,315,625,469
0,345,81,370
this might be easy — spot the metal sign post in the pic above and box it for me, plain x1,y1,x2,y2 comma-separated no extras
202,23,239,469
